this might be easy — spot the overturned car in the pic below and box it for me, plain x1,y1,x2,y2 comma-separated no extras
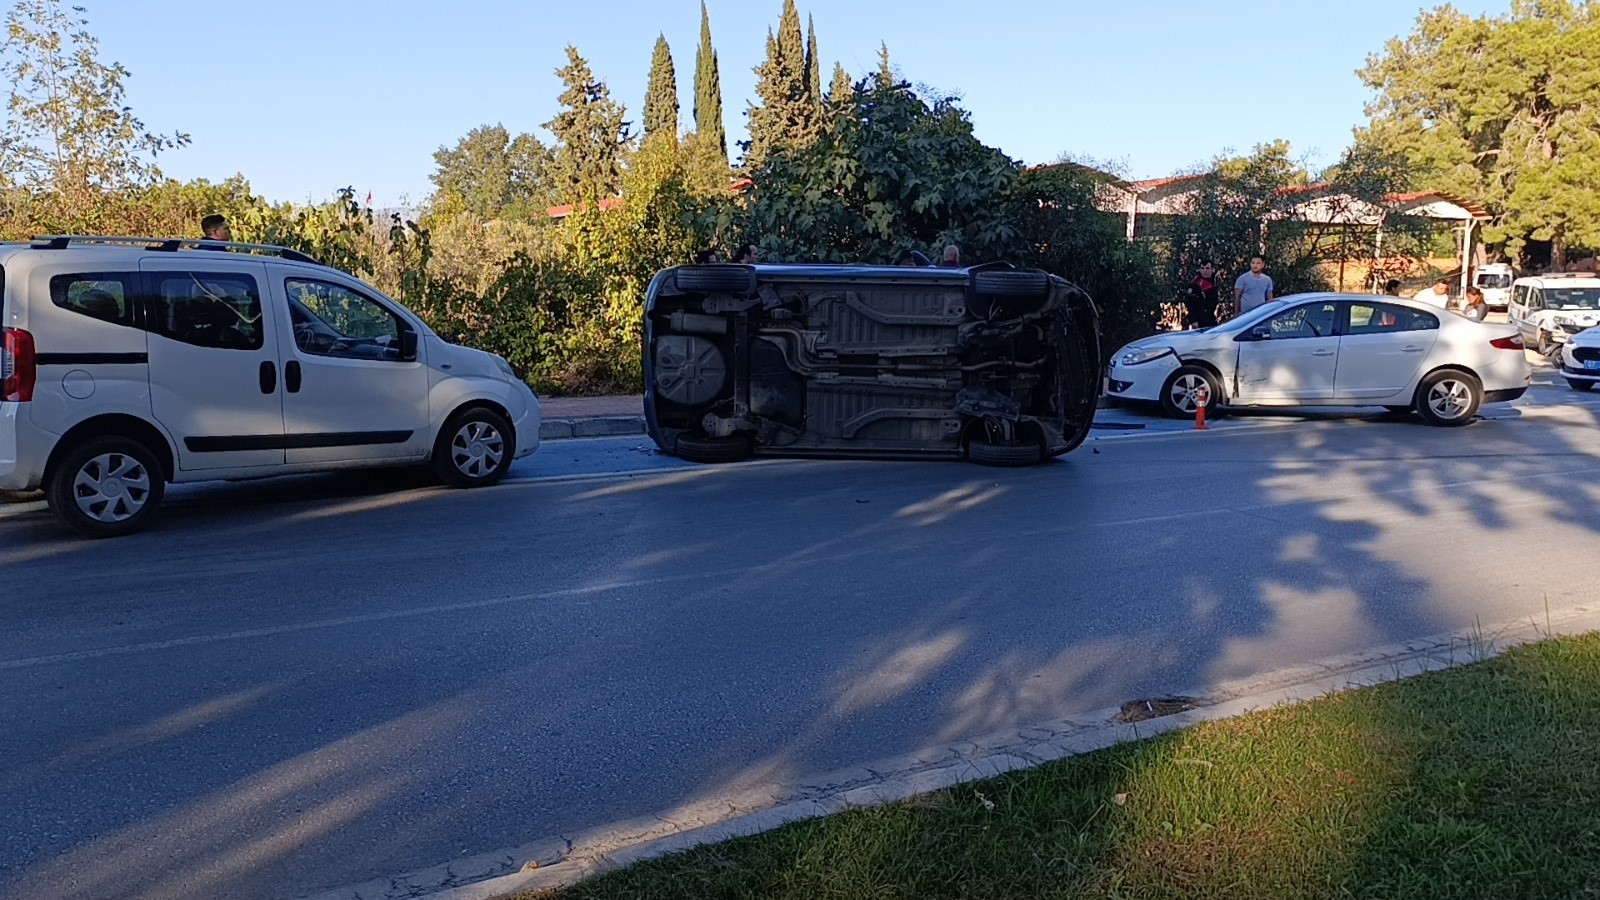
643,262,1101,466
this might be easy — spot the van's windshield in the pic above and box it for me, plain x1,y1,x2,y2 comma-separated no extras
1544,288,1600,311
1476,273,1512,289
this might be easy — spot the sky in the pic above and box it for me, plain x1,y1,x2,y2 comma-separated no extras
85,0,1508,207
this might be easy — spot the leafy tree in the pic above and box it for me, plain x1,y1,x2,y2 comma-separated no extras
745,0,820,170
430,124,556,218
1,0,188,228
692,2,727,167
643,34,679,143
1358,0,1600,266
741,75,1019,264
544,46,631,205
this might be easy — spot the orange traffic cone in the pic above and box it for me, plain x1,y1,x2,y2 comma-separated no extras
1194,386,1210,431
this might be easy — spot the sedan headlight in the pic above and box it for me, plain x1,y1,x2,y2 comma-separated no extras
1119,346,1174,366
493,355,519,381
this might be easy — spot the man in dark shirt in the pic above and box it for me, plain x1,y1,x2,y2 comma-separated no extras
1182,262,1220,329
197,214,232,250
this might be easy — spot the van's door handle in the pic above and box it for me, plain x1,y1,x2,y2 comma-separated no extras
1312,348,1335,356
285,360,302,393
259,361,276,394
1403,345,1424,352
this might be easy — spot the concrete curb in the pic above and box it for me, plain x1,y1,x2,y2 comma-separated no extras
304,601,1600,900
538,416,646,441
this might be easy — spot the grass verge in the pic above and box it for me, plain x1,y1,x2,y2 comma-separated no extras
531,633,1600,900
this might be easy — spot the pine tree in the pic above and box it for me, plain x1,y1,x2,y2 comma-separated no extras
693,2,727,167
827,62,852,109
747,0,821,170
806,16,821,112
643,34,679,143
545,46,631,205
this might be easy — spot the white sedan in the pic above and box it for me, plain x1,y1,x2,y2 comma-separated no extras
1107,293,1531,426
1559,326,1600,391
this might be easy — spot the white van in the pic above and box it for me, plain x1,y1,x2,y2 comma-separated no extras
1,236,540,536
1473,263,1514,310
1506,272,1600,354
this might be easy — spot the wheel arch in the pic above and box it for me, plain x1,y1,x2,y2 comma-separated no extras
45,414,176,486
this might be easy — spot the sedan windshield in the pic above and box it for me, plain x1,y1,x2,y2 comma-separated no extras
1545,288,1600,311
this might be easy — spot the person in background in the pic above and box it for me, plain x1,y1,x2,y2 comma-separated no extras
1233,256,1274,316
693,248,723,264
896,249,932,267
1383,278,1403,296
735,243,759,264
1182,262,1220,329
941,244,961,267
1458,285,1489,322
198,214,231,246
1417,278,1452,309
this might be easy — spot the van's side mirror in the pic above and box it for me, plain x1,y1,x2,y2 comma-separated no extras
398,328,419,361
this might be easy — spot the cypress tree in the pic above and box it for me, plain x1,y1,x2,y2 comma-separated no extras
806,16,821,112
827,62,852,109
876,42,894,88
643,34,679,142
693,2,727,166
747,0,820,170
545,46,630,204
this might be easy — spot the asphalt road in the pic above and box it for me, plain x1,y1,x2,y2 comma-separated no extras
4,376,1600,900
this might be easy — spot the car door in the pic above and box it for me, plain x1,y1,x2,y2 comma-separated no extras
1232,300,1341,402
271,271,431,464
141,259,285,471
1509,285,1533,340
1335,301,1441,400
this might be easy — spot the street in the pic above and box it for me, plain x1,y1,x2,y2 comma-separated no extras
4,374,1600,900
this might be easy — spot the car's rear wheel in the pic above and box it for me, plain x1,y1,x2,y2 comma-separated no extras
1415,370,1482,426
433,407,514,487
675,432,751,464
47,435,166,538
1160,366,1223,419
1567,378,1595,392
967,439,1043,467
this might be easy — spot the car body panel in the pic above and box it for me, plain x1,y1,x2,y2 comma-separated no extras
1560,328,1600,386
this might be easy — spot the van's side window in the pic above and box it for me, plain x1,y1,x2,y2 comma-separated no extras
147,272,264,351
285,279,405,361
50,273,138,327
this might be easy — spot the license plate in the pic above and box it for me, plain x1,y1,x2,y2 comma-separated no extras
1586,360,1600,371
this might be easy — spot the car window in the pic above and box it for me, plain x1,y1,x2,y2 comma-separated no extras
1264,302,1338,339
1347,302,1439,334
1476,273,1511,289
50,272,138,327
1543,287,1600,310
285,278,404,360
1527,289,1545,311
147,271,264,350
1512,285,1528,306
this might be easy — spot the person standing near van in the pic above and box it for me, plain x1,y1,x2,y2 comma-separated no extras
199,214,231,242
1417,278,1452,309
1458,286,1489,322
1233,256,1274,316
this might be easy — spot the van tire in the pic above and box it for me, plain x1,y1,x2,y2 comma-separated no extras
47,436,166,538
968,440,1043,467
433,407,515,488
675,433,751,464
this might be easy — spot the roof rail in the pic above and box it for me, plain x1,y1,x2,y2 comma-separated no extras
29,235,323,265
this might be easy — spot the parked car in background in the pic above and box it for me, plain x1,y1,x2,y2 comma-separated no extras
1107,293,1530,426
1507,273,1600,354
1,236,539,537
1559,325,1600,391
1473,263,1514,311
643,262,1101,467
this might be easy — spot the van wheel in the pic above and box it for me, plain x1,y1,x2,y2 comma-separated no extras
1416,371,1482,426
675,433,751,464
968,440,1043,467
47,436,165,538
433,408,515,487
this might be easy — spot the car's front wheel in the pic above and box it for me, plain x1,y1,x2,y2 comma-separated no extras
433,407,515,487
1567,378,1595,392
1415,370,1482,426
46,435,166,538
1160,366,1223,419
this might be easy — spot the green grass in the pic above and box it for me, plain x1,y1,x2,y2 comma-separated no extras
531,634,1600,900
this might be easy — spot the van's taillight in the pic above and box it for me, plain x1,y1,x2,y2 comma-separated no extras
1490,335,1524,351
1,327,36,402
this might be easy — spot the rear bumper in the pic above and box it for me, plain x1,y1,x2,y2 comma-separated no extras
1484,387,1528,403
0,403,50,492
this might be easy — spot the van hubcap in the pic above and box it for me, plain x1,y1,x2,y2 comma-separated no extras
450,421,504,479
73,453,151,523
1428,379,1473,419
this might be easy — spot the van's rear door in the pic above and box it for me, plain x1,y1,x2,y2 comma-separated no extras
140,258,286,471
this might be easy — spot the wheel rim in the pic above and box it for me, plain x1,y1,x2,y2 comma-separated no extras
1168,374,1209,412
1427,379,1473,420
72,453,152,523
450,421,505,478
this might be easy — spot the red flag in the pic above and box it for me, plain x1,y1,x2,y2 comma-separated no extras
365,191,373,208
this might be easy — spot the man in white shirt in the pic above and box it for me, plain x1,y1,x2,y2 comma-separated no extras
1416,279,1452,309
1234,256,1274,315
